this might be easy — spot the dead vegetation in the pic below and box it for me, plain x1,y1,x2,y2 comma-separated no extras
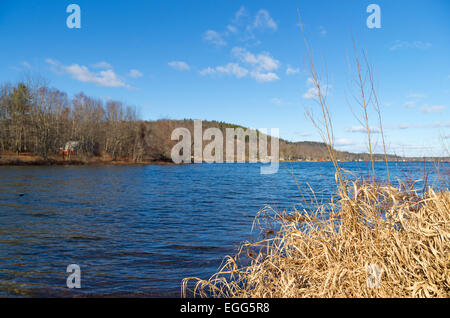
183,182,449,297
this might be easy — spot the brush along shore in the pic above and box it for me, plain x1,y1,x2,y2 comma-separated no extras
0,152,173,166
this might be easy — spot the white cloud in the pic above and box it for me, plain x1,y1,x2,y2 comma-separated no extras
389,40,432,51
318,26,327,37
221,7,247,36
203,30,227,47
251,9,277,31
199,67,216,76
202,7,277,50
250,71,279,83
92,61,113,69
294,131,312,138
406,93,426,99
286,65,300,75
231,47,280,72
168,61,190,71
46,59,129,88
403,101,416,108
233,47,281,82
432,121,450,128
227,25,238,33
302,77,331,99
233,6,247,23
386,121,450,130
398,124,410,130
45,58,58,66
200,63,248,78
346,126,381,133
21,61,31,69
201,47,280,83
421,105,446,113
303,87,319,99
216,63,248,78
128,69,143,78
306,77,315,85
12,61,32,72
235,7,247,20
66,66,125,87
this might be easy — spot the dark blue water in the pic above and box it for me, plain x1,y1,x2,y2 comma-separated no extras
0,161,447,297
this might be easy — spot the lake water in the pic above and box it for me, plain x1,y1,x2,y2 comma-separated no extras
0,161,447,297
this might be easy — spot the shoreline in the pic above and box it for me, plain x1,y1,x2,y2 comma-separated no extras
1,158,449,167
0,153,448,167
0,154,174,166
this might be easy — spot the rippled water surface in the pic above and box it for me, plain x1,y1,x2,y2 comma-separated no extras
0,161,447,296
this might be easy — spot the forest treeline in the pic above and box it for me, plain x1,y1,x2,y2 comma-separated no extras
0,81,145,161
0,81,416,164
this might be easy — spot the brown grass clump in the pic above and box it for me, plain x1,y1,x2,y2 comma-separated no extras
182,182,449,297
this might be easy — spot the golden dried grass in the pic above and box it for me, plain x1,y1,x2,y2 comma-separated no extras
182,181,449,298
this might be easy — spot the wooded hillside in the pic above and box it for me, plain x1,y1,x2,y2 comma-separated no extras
0,81,436,164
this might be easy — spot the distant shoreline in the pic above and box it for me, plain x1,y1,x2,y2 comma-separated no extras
0,153,448,167
0,153,173,166
0,160,175,166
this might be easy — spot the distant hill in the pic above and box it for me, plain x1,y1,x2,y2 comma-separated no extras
2,82,446,164
141,119,448,162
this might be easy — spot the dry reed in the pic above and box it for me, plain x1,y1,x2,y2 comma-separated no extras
182,181,449,297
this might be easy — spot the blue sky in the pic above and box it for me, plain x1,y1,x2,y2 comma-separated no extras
0,0,449,156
